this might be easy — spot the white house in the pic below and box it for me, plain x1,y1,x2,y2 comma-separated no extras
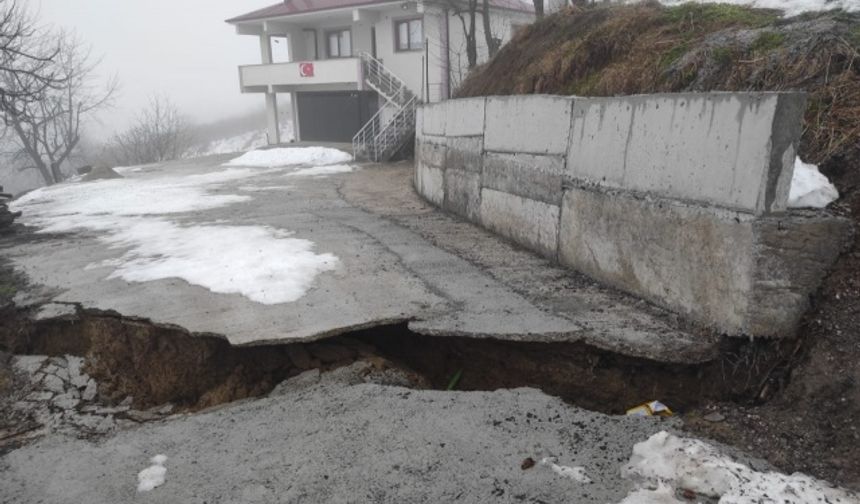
226,0,534,159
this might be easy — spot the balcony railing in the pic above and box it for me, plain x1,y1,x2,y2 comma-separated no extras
239,58,361,91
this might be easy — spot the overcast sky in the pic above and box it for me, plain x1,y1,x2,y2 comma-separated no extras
34,0,274,136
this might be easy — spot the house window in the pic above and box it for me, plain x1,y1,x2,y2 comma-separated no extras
395,18,423,52
326,29,351,58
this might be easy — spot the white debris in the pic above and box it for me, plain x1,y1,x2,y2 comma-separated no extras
285,165,355,177
789,157,839,208
618,431,858,503
137,454,168,492
12,167,339,305
641,0,859,16
225,147,351,168
540,457,593,484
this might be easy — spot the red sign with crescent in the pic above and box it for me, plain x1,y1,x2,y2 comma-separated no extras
299,62,314,77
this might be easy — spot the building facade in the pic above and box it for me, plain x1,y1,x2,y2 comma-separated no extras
227,0,534,150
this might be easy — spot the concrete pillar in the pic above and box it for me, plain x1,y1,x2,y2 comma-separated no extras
290,92,301,142
265,92,280,145
259,34,272,64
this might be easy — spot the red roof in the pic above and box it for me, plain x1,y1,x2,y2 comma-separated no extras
227,0,533,23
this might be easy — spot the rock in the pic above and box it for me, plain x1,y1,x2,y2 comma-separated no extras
703,412,726,423
25,391,54,402
51,392,80,411
41,374,66,394
65,355,89,389
42,364,60,377
81,379,97,402
119,396,134,407
13,355,48,375
286,345,315,369
154,403,175,415
270,369,321,396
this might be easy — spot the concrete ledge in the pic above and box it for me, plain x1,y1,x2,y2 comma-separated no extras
446,137,483,174
566,92,806,214
444,168,482,221
482,153,565,206
446,97,486,137
484,95,573,155
748,213,853,336
480,189,560,258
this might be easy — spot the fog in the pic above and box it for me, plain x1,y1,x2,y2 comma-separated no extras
34,0,274,138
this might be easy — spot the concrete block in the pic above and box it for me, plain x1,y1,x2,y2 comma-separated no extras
557,185,850,336
482,152,565,206
444,168,482,221
558,185,756,333
415,106,424,138
415,164,444,207
446,97,486,137
484,95,573,155
446,136,483,173
422,102,447,136
417,136,447,169
747,213,853,336
566,92,806,214
480,188,559,258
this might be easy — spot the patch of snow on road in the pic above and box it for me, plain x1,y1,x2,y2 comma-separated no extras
286,164,355,177
225,147,351,168
540,458,593,484
239,185,295,192
616,483,684,504
103,219,338,304
137,454,168,492
12,167,339,304
641,0,859,16
618,431,858,503
789,157,839,208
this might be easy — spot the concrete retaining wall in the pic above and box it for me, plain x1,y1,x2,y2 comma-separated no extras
414,93,852,338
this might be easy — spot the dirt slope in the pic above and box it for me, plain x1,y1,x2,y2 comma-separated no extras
459,3,860,489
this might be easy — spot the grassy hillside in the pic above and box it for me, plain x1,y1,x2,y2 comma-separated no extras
458,3,860,174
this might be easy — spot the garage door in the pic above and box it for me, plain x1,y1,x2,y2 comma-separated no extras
297,91,378,142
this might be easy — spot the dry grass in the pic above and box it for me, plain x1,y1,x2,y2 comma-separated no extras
457,3,860,175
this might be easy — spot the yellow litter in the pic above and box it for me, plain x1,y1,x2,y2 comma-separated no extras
626,400,673,417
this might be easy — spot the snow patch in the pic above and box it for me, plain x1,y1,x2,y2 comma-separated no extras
540,458,592,484
618,431,858,503
239,185,295,192
137,454,168,492
225,147,351,168
642,0,859,16
285,164,355,177
192,121,294,157
12,167,339,304
788,157,839,208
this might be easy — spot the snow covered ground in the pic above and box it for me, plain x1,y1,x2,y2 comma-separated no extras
190,121,295,157
225,147,352,168
643,0,860,16
618,431,857,503
789,157,839,208
10,153,356,305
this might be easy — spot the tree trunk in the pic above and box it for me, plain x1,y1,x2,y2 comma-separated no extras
467,0,478,68
482,0,500,59
534,0,545,19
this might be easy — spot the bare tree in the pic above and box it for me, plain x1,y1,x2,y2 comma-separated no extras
534,0,544,19
4,32,116,185
111,96,193,166
482,0,502,59
0,0,64,115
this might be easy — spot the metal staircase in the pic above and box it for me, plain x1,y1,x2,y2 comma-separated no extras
352,52,418,162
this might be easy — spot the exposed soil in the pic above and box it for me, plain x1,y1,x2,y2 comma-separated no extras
458,3,860,490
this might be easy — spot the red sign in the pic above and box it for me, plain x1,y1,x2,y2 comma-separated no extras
299,62,314,77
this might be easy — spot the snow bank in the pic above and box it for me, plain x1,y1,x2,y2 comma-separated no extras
137,454,168,492
618,431,858,503
285,164,355,177
225,147,351,168
12,167,339,304
645,0,859,16
789,157,839,208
